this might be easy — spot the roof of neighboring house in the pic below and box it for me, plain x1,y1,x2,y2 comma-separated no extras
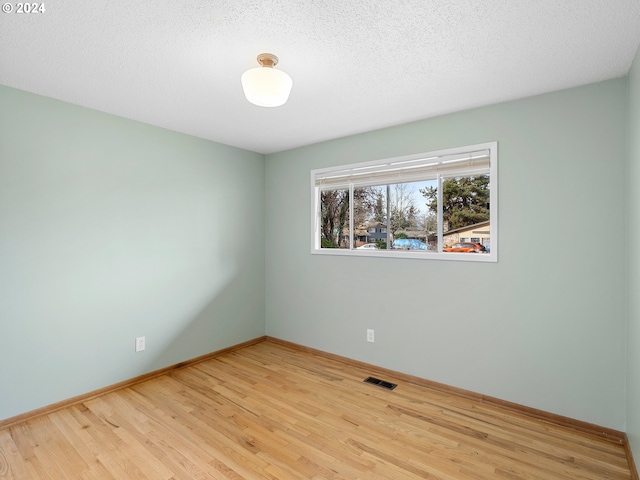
443,221,490,236
397,230,428,238
341,227,369,236
358,221,386,228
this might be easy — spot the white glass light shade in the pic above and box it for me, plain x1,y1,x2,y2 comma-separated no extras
241,66,293,107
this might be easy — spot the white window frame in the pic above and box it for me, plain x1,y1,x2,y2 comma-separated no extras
310,142,498,262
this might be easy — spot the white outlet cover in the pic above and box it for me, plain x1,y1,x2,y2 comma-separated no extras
135,336,145,352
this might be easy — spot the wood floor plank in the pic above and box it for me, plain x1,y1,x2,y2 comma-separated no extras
0,429,26,479
0,340,633,479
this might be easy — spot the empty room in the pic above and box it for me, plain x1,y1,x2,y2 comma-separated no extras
2,1,640,479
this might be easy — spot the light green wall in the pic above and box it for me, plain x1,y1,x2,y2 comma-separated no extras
627,45,640,462
1,73,633,435
0,85,266,421
265,79,628,429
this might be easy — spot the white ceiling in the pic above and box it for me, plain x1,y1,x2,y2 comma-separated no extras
2,1,640,154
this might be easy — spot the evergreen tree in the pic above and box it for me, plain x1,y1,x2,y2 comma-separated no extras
420,176,490,230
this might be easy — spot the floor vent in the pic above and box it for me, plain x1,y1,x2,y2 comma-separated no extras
363,376,397,390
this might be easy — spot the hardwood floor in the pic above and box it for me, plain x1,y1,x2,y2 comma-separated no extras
0,340,633,479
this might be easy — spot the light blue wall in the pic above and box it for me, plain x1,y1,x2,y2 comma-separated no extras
627,45,640,462
0,85,266,421
265,79,628,430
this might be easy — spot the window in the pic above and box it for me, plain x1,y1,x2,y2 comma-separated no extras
311,142,497,262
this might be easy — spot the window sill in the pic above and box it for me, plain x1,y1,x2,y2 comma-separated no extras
311,248,497,262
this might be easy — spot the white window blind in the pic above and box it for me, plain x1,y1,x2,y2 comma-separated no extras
314,149,490,189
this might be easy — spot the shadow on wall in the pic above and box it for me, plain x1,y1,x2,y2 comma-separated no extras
142,254,265,373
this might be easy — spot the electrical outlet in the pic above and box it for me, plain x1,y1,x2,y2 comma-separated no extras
366,329,375,343
135,336,145,352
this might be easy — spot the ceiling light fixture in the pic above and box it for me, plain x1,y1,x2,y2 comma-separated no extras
241,53,293,107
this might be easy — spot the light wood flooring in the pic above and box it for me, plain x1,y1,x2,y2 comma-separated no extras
0,340,634,479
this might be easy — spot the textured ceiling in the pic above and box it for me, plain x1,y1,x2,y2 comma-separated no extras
2,1,640,154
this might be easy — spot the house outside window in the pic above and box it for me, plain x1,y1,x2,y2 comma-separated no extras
445,222,491,251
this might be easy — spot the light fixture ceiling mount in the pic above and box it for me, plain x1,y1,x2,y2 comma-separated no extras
256,52,279,68
241,53,293,108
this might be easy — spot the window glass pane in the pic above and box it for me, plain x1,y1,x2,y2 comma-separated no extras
354,186,384,249
417,179,438,251
439,175,491,253
354,180,440,252
319,188,350,249
389,181,425,251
